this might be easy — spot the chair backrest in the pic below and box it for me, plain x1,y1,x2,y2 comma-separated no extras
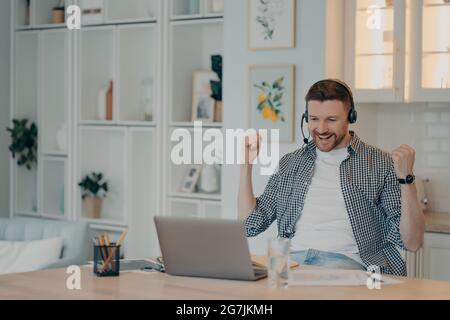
0,217,88,263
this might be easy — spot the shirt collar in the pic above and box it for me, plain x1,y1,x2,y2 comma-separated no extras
305,131,361,158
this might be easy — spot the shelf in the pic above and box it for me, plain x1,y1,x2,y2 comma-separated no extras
40,157,67,217
170,19,223,122
118,24,157,123
39,29,69,155
79,121,157,127
356,52,394,57
78,127,126,223
424,0,450,7
169,192,221,201
170,121,222,128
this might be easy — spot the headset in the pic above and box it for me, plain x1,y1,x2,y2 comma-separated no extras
301,79,357,145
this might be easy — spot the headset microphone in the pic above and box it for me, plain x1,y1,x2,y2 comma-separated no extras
301,113,309,145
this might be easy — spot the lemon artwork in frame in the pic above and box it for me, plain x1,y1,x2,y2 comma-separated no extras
249,64,295,143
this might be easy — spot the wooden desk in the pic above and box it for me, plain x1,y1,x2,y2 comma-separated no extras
1,266,450,299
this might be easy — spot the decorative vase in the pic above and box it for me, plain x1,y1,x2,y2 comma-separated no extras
84,196,103,219
97,86,108,120
199,164,219,193
56,124,67,152
106,80,113,121
52,8,65,24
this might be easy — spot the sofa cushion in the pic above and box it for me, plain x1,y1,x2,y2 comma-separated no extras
0,237,63,275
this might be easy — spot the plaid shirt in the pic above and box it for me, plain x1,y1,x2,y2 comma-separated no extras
245,131,407,276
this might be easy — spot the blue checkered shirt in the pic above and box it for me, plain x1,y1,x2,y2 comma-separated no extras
245,131,407,276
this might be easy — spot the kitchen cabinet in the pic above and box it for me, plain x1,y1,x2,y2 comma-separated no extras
344,0,450,103
421,232,450,281
344,0,406,102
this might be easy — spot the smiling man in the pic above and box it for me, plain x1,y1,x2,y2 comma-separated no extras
238,79,425,276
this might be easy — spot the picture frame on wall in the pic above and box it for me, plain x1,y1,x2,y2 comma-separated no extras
180,165,202,193
248,0,296,50
248,64,295,143
191,71,219,122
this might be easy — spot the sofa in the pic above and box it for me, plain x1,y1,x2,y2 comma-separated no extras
0,217,88,270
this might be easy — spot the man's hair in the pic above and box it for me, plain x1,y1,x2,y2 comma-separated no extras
305,79,352,111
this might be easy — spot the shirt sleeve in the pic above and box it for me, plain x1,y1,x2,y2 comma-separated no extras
380,158,407,250
244,169,280,237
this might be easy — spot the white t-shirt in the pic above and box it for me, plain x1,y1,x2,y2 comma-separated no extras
290,146,363,265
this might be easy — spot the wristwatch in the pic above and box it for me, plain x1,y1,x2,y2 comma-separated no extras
398,174,415,185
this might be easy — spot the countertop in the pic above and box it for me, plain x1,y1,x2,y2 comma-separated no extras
425,211,450,234
2,266,450,299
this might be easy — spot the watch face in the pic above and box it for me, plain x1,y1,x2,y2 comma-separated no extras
406,175,415,184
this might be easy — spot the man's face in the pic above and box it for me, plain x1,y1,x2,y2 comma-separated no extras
307,100,350,152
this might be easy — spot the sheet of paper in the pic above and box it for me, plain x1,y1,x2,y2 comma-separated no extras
289,267,402,286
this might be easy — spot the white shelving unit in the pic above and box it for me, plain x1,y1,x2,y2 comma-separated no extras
10,0,223,258
163,0,223,219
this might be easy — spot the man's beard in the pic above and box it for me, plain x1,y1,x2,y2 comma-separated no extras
312,132,345,152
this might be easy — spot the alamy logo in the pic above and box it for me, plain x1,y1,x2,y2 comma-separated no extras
366,5,382,30
66,5,81,30
66,265,81,290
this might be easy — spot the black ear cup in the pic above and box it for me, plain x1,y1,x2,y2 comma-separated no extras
348,108,357,124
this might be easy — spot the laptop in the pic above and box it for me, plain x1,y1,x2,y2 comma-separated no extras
153,216,267,281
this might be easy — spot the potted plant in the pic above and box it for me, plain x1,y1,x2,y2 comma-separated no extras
210,54,223,122
6,119,38,170
78,172,108,219
52,0,65,24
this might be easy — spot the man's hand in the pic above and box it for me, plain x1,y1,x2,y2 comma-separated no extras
243,134,261,165
392,144,415,178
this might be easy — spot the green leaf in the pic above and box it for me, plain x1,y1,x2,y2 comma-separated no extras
272,77,284,89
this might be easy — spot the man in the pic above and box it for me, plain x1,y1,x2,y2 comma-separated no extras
238,79,425,276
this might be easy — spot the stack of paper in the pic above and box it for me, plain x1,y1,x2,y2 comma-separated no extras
289,267,403,286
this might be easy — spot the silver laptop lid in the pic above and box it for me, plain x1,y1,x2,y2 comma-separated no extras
154,216,262,281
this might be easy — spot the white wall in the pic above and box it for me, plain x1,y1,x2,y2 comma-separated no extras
0,0,11,217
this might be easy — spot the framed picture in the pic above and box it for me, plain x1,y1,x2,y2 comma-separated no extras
192,71,219,122
180,165,201,193
248,0,296,50
248,64,295,143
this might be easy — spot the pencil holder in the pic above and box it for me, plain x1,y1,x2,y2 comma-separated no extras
93,243,120,277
